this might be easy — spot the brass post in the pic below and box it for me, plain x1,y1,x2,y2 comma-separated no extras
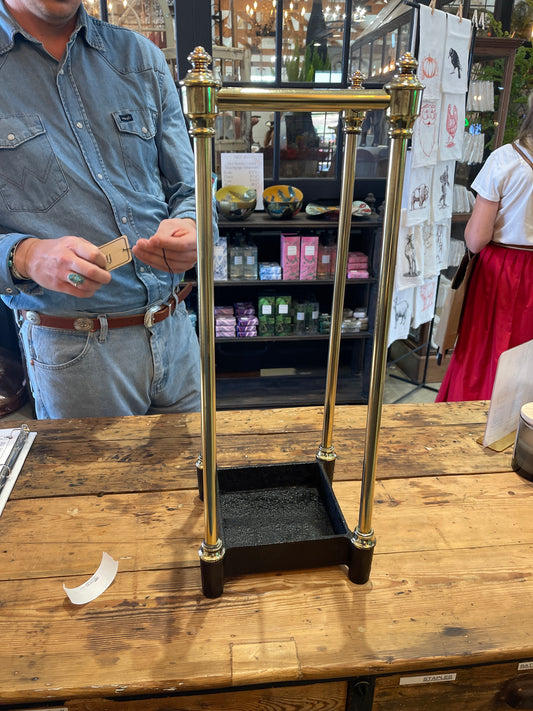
317,71,367,482
353,53,423,552
181,48,224,564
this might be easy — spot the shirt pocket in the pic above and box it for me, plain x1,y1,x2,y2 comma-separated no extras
112,108,162,196
0,115,68,212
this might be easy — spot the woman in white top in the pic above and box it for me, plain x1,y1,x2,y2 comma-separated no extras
437,92,533,401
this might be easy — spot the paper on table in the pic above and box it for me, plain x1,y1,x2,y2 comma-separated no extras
0,428,37,518
482,340,533,448
63,552,119,605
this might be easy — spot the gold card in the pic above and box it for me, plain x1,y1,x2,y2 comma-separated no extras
100,235,132,271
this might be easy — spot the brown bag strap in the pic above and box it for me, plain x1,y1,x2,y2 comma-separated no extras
512,141,533,170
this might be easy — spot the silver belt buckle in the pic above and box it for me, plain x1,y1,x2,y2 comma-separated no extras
144,304,161,328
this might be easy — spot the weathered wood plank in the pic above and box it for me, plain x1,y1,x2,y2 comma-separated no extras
9,402,507,500
1,544,532,705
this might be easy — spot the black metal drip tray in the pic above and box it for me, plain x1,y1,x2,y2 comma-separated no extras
217,461,353,577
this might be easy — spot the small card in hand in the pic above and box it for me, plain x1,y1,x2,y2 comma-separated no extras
99,235,132,271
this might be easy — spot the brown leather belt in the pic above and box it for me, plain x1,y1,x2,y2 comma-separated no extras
20,283,193,332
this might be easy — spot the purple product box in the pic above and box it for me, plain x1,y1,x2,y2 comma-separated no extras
299,235,319,280
280,234,300,280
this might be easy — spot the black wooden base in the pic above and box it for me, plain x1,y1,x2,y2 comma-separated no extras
199,460,373,597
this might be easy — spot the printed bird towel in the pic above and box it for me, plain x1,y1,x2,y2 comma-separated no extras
417,5,447,99
439,94,465,161
442,13,472,94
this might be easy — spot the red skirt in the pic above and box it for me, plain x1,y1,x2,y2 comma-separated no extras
436,243,533,402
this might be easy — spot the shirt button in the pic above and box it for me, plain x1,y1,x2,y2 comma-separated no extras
97,173,103,180
139,267,145,273
121,217,128,224
141,126,148,134
76,121,83,128
7,133,15,141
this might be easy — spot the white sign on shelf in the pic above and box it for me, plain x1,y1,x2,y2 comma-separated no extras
220,152,264,210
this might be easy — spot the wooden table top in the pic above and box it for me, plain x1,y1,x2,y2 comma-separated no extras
1,402,532,707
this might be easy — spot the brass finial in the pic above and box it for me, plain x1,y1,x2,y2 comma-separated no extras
187,46,212,74
349,70,365,90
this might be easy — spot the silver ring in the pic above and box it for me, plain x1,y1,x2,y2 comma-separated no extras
67,272,85,287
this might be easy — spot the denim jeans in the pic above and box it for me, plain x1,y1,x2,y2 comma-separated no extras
19,304,201,419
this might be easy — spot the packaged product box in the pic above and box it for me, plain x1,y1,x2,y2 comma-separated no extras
258,294,276,317
213,236,228,281
299,235,319,280
258,316,276,337
280,233,300,280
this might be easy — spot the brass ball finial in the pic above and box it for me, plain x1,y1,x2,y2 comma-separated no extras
397,52,418,76
187,46,212,72
349,70,365,90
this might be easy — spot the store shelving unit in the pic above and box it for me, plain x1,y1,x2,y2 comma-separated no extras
186,211,383,409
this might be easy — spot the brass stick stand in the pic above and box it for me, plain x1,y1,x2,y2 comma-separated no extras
182,49,422,598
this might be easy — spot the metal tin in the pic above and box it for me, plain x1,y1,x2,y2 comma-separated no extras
511,402,533,482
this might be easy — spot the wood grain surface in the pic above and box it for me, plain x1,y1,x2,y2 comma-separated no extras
1,402,531,708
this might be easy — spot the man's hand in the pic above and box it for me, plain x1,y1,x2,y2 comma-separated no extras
132,218,197,273
15,236,111,297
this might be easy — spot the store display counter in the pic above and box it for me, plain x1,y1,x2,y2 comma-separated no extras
1,401,532,710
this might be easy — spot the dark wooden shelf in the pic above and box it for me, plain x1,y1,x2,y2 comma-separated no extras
185,277,376,287
216,372,365,409
218,212,382,230
215,333,371,343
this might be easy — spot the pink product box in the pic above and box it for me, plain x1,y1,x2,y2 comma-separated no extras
280,234,300,280
299,236,319,280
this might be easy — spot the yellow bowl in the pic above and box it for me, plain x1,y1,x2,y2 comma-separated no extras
216,185,257,220
263,185,303,219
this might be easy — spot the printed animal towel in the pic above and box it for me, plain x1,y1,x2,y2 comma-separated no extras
395,211,425,291
388,288,414,347
417,5,447,99
412,277,438,328
431,160,455,221
405,165,433,226
411,97,441,167
442,13,472,94
439,94,465,161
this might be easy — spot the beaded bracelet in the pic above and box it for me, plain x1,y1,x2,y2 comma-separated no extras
8,242,30,281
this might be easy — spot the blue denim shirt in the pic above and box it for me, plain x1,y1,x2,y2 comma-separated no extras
0,2,211,316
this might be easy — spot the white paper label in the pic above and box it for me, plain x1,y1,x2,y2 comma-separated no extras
297,312,304,321
518,661,533,670
63,552,118,605
304,245,316,256
288,245,297,256
278,304,289,314
399,673,457,686
262,305,272,315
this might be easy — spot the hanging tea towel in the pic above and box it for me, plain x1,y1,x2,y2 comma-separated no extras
405,164,433,226
439,94,466,161
417,5,447,99
431,159,455,221
388,288,414,347
394,211,425,291
411,97,441,168
412,277,439,328
442,12,472,94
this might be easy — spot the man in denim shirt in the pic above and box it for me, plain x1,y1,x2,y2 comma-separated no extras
0,0,208,418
